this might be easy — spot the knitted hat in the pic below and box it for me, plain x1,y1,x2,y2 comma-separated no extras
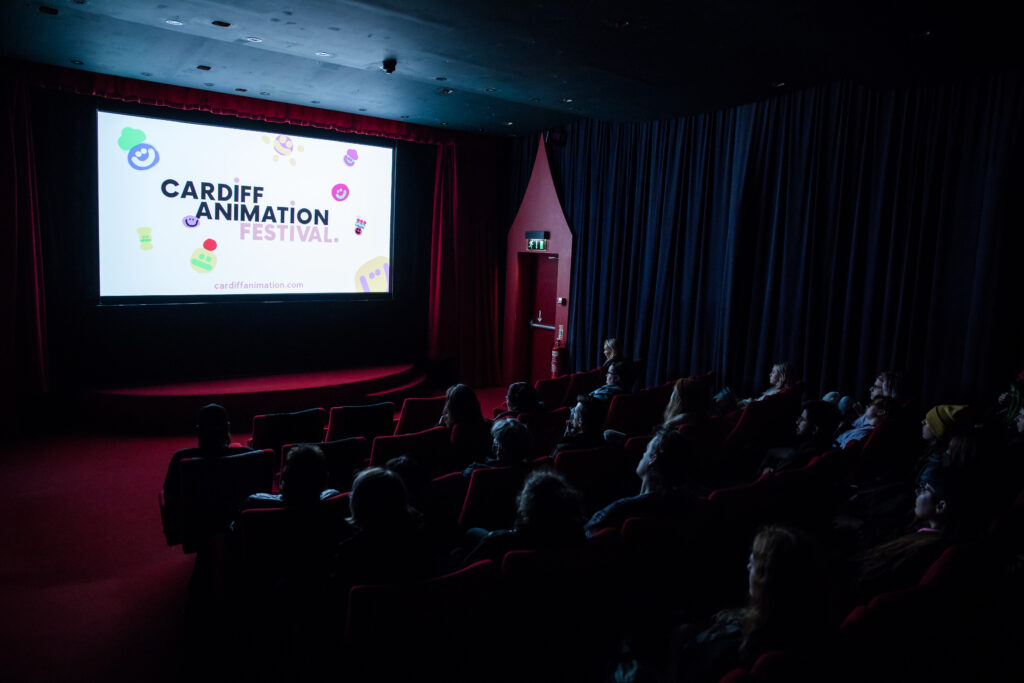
924,405,973,440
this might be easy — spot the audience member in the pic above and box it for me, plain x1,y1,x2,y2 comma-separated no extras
602,337,622,370
833,396,897,449
463,417,535,476
461,470,585,566
586,427,704,536
663,377,712,429
671,525,828,683
246,444,340,509
760,400,842,475
551,395,607,456
494,381,544,420
439,383,493,467
825,369,904,423
589,359,629,404
736,361,795,409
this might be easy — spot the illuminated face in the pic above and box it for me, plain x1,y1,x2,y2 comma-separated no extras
1016,408,1024,434
869,375,887,400
636,436,658,479
190,247,217,273
914,483,942,521
921,418,936,442
747,553,757,597
603,343,614,360
769,365,784,387
795,409,811,437
127,143,160,170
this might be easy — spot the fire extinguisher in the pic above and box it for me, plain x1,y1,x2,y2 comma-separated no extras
551,325,567,378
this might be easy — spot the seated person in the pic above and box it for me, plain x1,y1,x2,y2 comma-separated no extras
589,359,629,404
736,361,795,409
586,427,705,536
551,395,607,456
663,377,712,429
439,383,493,467
461,470,585,566
670,525,828,683
825,369,904,424
850,468,964,605
246,444,341,508
331,468,436,596
917,405,977,485
463,418,535,476
494,381,544,420
161,403,251,545
834,396,896,449
759,400,842,475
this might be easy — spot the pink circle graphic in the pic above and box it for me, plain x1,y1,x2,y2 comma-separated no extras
331,183,350,201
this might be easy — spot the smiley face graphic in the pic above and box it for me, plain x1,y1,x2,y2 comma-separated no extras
127,143,160,170
182,215,199,228
331,183,350,201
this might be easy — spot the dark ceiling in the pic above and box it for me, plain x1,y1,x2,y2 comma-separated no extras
1,0,1016,135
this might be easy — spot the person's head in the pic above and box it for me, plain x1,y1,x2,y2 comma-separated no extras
921,404,974,443
1016,405,1024,434
769,362,794,389
514,470,583,536
196,403,231,450
744,525,823,647
569,395,604,435
490,418,534,464
636,427,696,493
603,337,620,362
441,383,483,428
280,445,329,507
915,468,959,529
385,455,430,510
348,467,413,532
664,377,711,423
869,370,904,401
795,400,842,439
605,360,628,389
864,396,898,425
506,381,540,414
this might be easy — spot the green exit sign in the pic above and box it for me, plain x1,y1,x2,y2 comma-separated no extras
527,238,547,250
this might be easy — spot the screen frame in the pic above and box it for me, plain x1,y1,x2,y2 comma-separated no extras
93,103,399,307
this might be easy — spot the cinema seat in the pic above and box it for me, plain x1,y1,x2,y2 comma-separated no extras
553,445,636,516
518,406,570,458
393,395,446,435
368,425,452,475
534,374,570,409
458,466,525,531
562,368,606,405
324,401,395,442
248,408,327,453
282,437,369,493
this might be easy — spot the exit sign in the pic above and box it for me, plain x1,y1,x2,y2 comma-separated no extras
527,238,547,250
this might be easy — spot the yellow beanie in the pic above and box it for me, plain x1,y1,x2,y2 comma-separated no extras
924,404,972,440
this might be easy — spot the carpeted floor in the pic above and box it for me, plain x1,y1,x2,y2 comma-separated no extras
0,386,510,682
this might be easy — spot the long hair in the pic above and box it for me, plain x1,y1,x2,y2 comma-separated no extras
441,383,484,429
663,377,711,425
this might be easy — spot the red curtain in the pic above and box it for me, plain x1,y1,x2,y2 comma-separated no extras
1,70,50,433
5,60,503,407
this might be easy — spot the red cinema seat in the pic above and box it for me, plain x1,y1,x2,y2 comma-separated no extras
458,466,526,531
248,408,327,454
325,401,395,442
393,395,446,435
534,374,570,409
369,425,452,475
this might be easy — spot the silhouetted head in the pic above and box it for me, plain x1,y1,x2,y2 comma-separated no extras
515,470,584,537
348,467,413,533
796,400,842,439
769,362,795,390
603,337,620,362
636,427,696,494
506,381,540,414
196,403,230,451
441,384,484,428
664,377,711,423
491,418,534,464
280,445,329,508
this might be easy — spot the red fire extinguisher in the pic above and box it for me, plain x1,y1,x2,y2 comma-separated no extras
551,325,568,377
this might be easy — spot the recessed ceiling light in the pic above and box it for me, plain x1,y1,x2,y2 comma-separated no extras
530,97,541,102
502,121,514,126
561,97,573,103
400,115,410,119
203,82,214,87
485,87,498,93
435,76,447,81
438,88,454,95
212,20,231,28
358,108,367,112
141,72,152,77
197,64,212,70
311,100,320,104
245,36,262,43
260,91,270,96
165,19,183,26
235,88,247,92
314,51,332,57
772,81,785,88
440,121,448,126
39,6,58,15
70,59,83,65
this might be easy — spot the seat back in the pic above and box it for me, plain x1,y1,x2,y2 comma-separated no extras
248,408,327,453
458,466,526,531
345,560,498,679
553,445,636,516
325,402,395,442
534,374,570,409
518,406,570,458
369,425,452,475
179,448,277,552
562,368,606,405
393,395,446,435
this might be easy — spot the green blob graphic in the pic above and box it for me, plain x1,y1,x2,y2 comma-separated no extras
118,127,146,151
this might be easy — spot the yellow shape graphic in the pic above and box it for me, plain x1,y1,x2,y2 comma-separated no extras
356,256,390,293
137,227,153,251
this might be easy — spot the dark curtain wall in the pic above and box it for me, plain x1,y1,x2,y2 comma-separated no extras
540,72,1024,405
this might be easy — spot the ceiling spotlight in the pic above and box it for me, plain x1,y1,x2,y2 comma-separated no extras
435,76,447,81
530,97,541,102
311,100,320,104
245,36,262,42
771,81,785,88
212,20,231,27
235,88,247,92
400,115,410,119
260,91,270,95
438,87,454,95
197,64,212,70
440,121,448,126
382,58,397,74
485,87,497,92
39,6,58,15
165,19,183,26
70,59,83,65
502,121,514,126
141,72,152,77
203,82,214,86
561,97,573,103
358,108,367,111
314,51,332,57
